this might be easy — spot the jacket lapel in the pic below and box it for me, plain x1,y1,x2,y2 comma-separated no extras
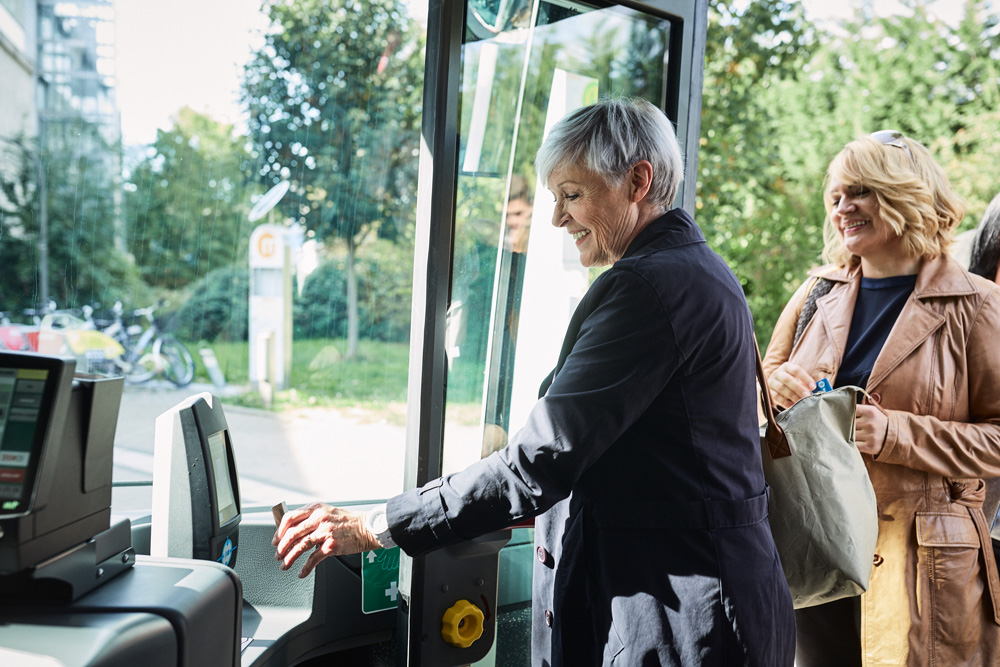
867,255,975,390
867,298,943,390
811,269,857,379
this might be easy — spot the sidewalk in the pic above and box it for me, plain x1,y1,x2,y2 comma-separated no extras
111,381,479,514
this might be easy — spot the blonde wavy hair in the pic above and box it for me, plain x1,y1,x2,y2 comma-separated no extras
822,135,965,268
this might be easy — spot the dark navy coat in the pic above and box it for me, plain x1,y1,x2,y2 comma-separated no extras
389,209,795,666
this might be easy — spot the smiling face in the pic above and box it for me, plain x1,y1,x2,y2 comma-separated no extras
828,179,915,277
503,196,532,254
547,164,643,267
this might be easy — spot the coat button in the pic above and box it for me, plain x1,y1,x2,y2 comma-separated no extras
544,609,553,627
536,546,552,566
873,554,884,567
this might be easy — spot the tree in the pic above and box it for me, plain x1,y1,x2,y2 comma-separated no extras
241,0,424,358
176,264,250,343
294,238,412,343
930,0,1000,223
123,107,254,292
698,0,1000,351
0,136,43,310
697,0,818,347
788,1,1000,224
1,124,144,313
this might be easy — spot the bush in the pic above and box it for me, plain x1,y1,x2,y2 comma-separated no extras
295,240,413,343
176,265,249,342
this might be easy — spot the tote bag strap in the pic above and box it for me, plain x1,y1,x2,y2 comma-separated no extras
753,334,791,460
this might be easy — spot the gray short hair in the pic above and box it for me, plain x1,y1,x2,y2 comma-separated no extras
534,97,684,208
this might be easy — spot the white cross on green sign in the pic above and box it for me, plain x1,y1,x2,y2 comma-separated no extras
361,546,400,614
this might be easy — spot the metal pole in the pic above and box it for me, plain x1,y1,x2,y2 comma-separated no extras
35,122,49,305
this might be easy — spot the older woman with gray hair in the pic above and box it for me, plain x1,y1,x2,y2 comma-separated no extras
274,98,795,666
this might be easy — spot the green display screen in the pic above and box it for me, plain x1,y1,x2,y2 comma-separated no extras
0,368,48,514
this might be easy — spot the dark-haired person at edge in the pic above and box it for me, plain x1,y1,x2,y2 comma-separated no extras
762,131,1000,666
273,97,795,666
969,192,1000,285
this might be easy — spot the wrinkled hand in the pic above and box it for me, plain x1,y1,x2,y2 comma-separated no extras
767,362,815,410
272,502,379,578
854,404,888,456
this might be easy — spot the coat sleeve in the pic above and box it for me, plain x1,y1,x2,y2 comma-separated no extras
875,288,1000,478
761,278,812,381
387,269,680,557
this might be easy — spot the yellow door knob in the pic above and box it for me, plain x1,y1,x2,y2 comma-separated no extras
440,599,485,648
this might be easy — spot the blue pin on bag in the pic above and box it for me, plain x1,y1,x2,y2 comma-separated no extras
812,378,832,394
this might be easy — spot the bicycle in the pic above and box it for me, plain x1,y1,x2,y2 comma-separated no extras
34,305,127,376
95,301,196,388
0,311,32,351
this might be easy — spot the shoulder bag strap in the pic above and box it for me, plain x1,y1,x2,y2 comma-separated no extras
753,334,791,460
792,277,835,349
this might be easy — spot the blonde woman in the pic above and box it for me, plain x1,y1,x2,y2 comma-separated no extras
763,132,1000,666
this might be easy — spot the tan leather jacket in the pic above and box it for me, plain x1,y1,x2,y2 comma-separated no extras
763,254,1000,666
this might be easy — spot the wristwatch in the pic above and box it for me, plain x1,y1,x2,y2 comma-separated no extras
366,505,396,549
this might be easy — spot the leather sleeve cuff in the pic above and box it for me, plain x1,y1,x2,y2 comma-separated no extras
874,409,902,463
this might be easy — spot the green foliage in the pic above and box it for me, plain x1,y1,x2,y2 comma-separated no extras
289,337,410,403
190,339,249,386
214,337,411,412
241,0,423,246
698,0,819,348
241,0,424,357
0,137,45,310
123,108,254,291
0,126,149,313
295,238,413,342
703,0,1000,350
176,264,250,342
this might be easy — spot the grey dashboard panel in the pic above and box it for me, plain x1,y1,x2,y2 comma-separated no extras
0,611,176,667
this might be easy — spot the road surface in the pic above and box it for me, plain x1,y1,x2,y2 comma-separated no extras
111,381,480,515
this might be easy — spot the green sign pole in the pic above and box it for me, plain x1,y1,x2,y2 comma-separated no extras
361,547,401,614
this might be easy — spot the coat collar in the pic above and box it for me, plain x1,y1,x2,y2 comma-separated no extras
809,253,978,390
620,208,704,261
808,253,978,301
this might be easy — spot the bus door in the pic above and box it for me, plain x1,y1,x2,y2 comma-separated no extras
401,0,708,664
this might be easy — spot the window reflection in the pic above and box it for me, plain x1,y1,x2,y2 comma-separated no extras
444,0,672,472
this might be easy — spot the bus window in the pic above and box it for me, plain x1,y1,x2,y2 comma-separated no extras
0,1,427,517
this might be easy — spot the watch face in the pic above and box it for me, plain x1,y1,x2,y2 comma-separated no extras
369,509,388,534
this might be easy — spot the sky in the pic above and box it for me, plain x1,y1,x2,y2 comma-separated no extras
115,0,267,146
801,0,966,28
114,0,972,147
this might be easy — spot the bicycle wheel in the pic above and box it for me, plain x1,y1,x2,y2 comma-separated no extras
121,339,158,383
155,335,195,387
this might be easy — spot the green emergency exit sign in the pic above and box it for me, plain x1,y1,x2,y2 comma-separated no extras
361,546,400,614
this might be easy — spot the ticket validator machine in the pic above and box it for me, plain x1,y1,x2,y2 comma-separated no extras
0,352,242,667
0,351,132,599
151,392,242,568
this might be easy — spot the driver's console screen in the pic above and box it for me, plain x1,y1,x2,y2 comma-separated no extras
0,368,48,514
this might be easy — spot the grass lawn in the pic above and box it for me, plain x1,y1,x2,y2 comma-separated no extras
192,338,481,425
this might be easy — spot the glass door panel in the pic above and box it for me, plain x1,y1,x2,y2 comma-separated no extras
443,0,674,474
440,3,678,664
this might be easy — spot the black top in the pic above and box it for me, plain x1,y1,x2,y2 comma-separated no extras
836,274,917,389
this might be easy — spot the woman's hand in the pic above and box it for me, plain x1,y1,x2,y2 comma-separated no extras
767,362,815,409
273,502,380,578
855,405,888,456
